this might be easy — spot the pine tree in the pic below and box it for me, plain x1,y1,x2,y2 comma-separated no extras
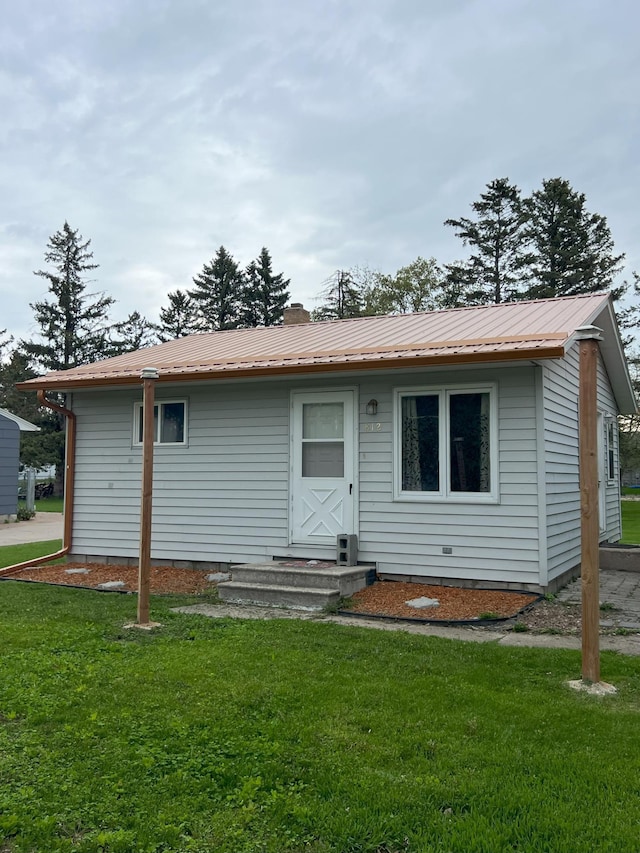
240,248,290,327
443,178,531,305
111,312,159,353
312,270,364,320
157,290,199,341
189,246,243,331
22,222,115,371
524,178,625,300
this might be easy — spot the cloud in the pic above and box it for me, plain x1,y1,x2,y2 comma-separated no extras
0,0,638,342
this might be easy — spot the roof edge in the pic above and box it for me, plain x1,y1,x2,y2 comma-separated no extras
16,345,567,392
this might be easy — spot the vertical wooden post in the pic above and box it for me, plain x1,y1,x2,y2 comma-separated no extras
578,328,602,683
137,367,159,626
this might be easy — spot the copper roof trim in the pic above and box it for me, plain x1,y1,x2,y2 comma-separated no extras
18,342,567,390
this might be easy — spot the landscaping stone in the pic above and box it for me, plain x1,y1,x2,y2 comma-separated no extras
406,596,440,609
65,568,90,575
96,580,126,590
206,572,231,582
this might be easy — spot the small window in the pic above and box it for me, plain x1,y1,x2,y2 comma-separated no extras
395,385,497,502
606,419,616,482
134,400,187,446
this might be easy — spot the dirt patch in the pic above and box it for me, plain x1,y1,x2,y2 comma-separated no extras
344,581,538,623
6,562,214,595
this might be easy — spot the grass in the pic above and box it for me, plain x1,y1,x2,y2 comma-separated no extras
621,499,640,544
35,496,64,513
0,540,63,569
0,584,640,852
17,495,64,513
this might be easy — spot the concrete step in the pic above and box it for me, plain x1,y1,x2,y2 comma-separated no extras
231,562,375,595
217,581,340,611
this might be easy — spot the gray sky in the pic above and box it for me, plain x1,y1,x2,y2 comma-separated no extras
2,0,638,343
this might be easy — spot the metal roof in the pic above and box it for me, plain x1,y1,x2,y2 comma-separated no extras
17,292,637,412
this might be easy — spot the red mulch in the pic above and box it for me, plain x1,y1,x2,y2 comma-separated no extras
346,581,539,622
5,563,538,621
6,562,214,595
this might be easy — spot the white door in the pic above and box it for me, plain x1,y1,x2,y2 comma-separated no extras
291,390,356,545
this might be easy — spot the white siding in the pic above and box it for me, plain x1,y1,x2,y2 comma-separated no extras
543,342,621,583
70,366,543,585
71,383,292,563
66,344,625,587
357,366,541,587
598,351,622,541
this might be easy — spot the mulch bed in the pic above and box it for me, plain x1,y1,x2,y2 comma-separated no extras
344,581,539,623
5,562,214,595
5,564,538,622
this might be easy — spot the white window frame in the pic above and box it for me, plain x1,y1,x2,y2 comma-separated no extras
393,383,499,503
133,398,188,447
605,416,617,484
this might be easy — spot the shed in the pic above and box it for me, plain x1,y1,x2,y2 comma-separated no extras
18,293,637,592
0,408,40,518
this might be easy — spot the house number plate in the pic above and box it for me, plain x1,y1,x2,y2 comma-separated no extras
363,423,382,432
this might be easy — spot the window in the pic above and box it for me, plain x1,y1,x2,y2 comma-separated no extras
134,400,187,446
606,418,617,482
395,385,497,501
301,402,344,477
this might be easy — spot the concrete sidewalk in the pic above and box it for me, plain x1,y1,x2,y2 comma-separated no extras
0,513,63,546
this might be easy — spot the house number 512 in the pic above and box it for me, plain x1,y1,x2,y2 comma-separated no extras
364,423,381,432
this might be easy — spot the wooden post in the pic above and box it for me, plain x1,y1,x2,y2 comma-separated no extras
137,367,159,626
577,328,602,683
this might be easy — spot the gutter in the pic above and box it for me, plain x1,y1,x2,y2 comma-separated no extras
0,391,76,577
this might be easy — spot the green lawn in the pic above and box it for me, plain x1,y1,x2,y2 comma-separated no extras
0,583,639,853
35,496,64,513
0,540,63,569
621,500,640,544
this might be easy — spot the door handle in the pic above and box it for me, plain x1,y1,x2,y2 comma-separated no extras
349,483,353,494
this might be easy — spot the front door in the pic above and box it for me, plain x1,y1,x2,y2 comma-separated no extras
291,390,356,545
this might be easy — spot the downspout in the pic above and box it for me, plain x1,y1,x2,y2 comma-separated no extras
0,390,76,576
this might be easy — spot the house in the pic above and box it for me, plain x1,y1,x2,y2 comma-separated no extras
18,293,637,592
0,408,40,518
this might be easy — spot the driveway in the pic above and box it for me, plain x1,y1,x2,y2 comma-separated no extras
0,513,63,546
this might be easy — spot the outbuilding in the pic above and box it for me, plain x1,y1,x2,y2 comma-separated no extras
0,408,40,518
18,293,636,592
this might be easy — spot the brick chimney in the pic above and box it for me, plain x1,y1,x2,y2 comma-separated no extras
283,303,310,325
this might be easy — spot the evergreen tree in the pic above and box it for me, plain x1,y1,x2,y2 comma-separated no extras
189,246,243,331
240,248,290,327
22,222,114,370
443,178,531,305
20,222,117,494
22,222,115,371
523,178,625,300
157,290,199,341
111,311,159,353
312,270,364,320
